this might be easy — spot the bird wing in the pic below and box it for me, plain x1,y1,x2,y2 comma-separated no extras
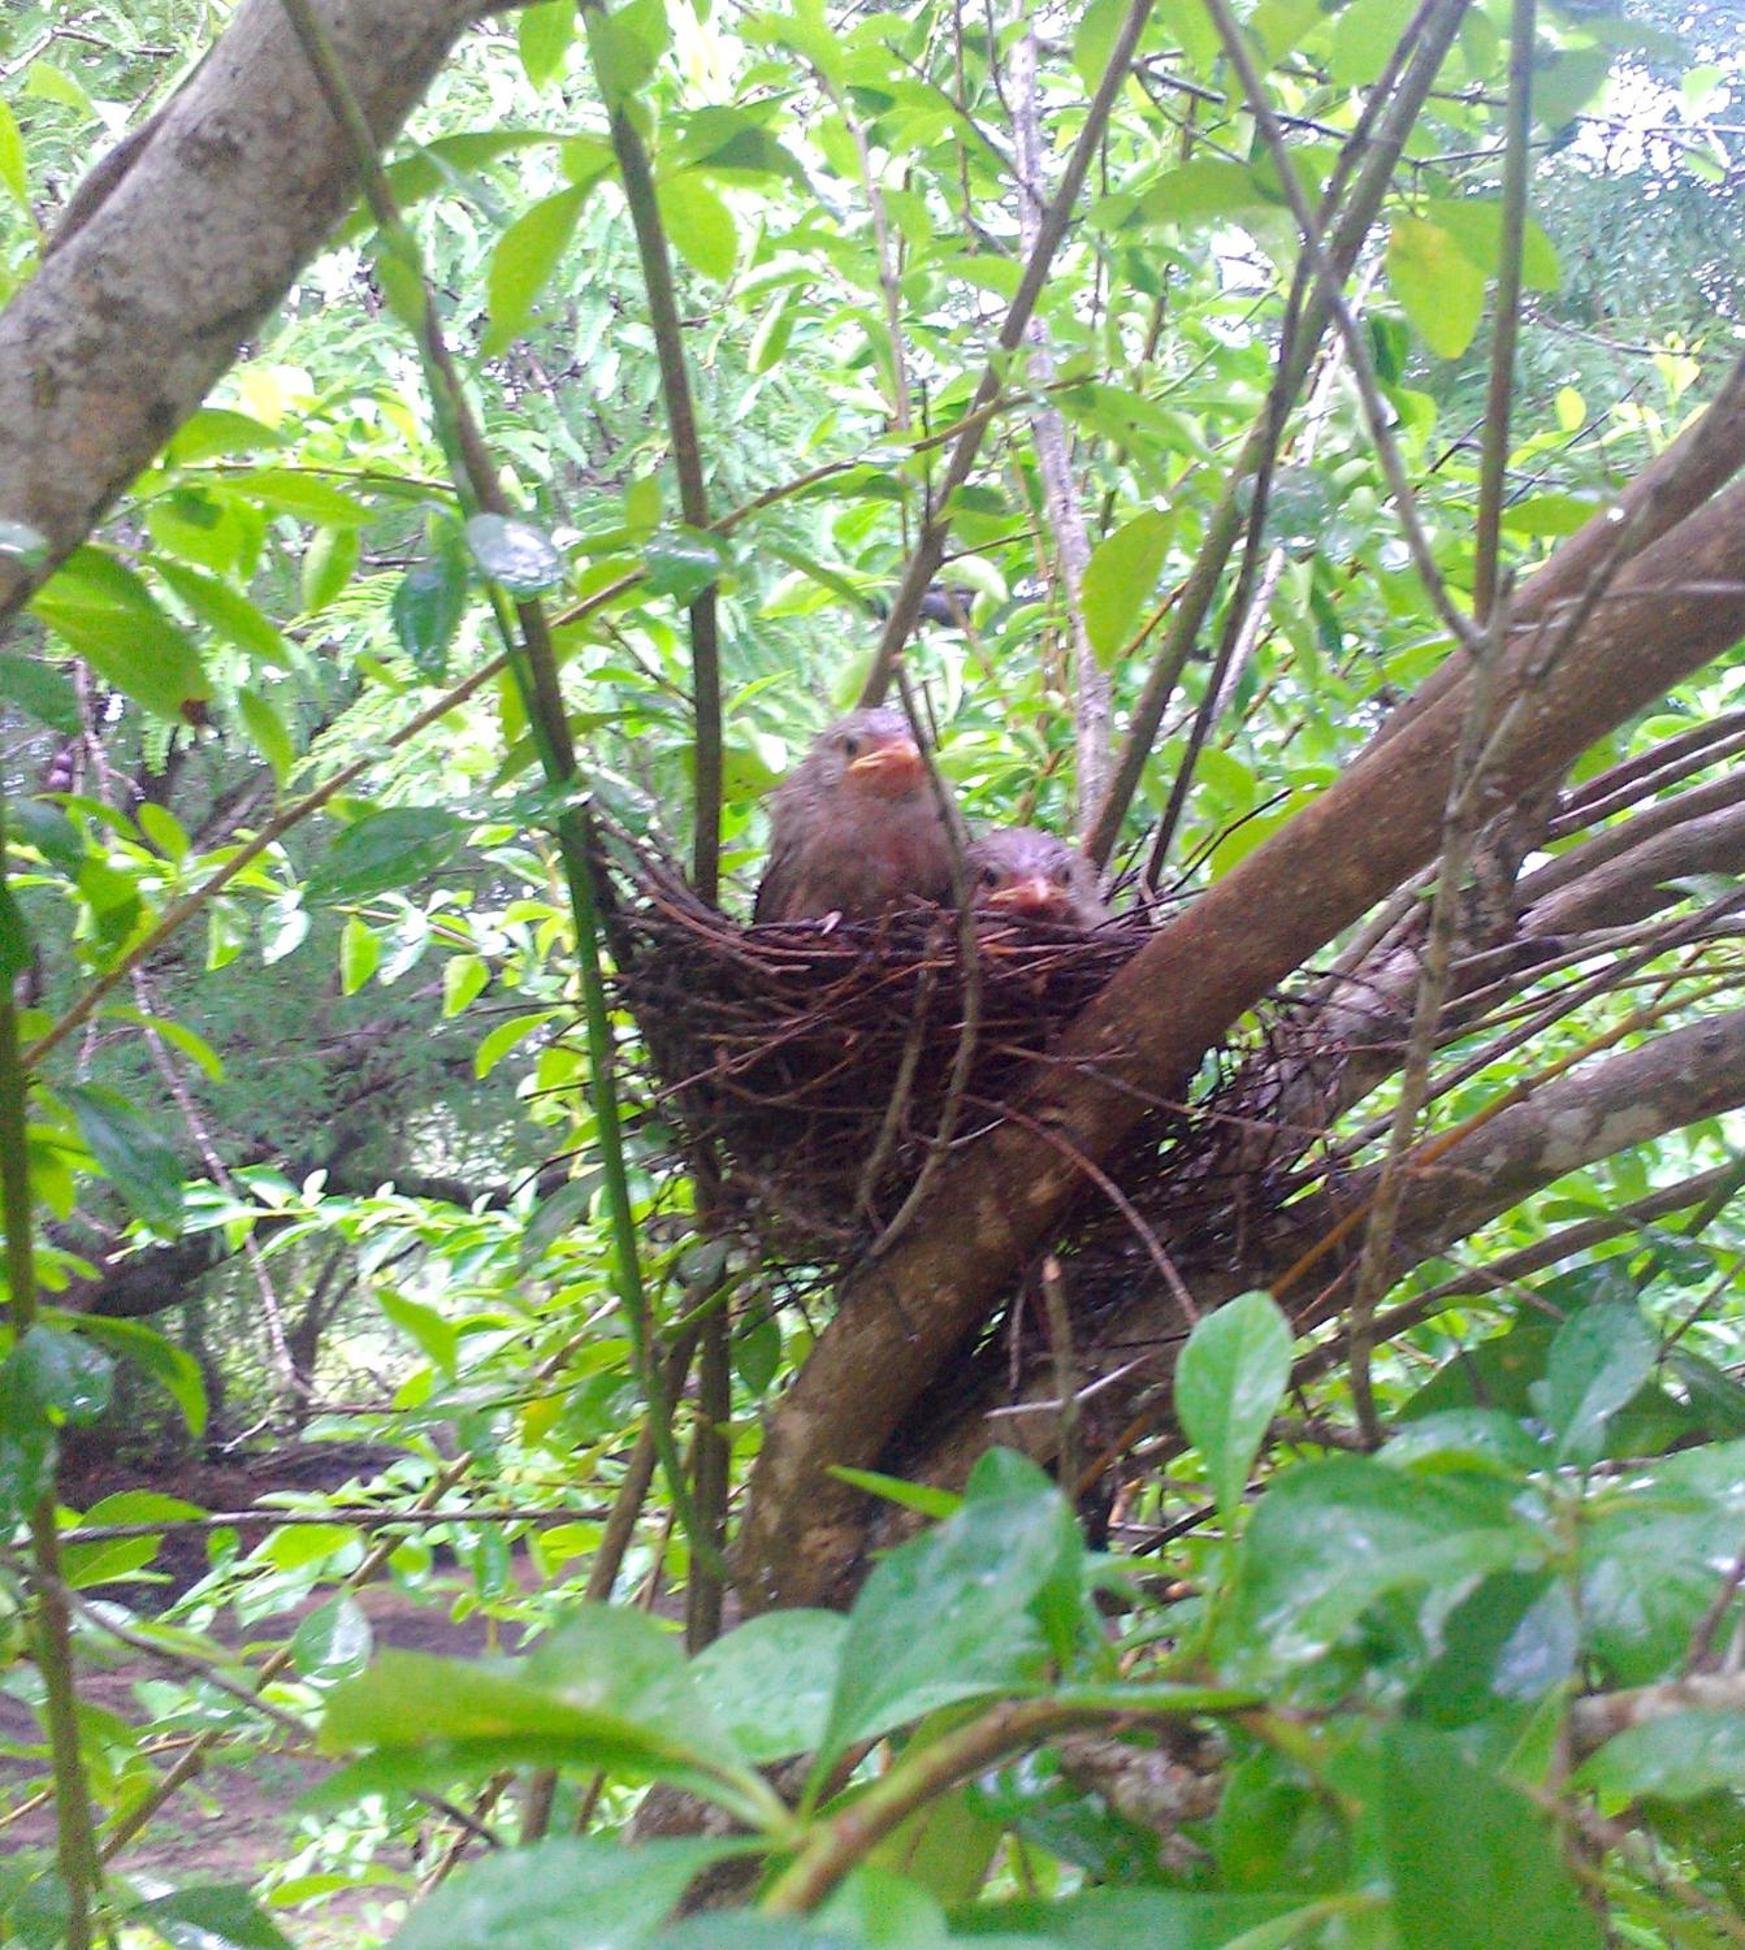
753,804,802,922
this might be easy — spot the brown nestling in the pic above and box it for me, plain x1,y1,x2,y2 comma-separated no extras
753,707,961,923
967,826,1110,928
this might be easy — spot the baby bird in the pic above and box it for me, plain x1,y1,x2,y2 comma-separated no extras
753,707,961,923
967,826,1110,929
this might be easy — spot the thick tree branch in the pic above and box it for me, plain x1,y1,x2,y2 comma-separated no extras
737,470,1745,1610
0,0,480,624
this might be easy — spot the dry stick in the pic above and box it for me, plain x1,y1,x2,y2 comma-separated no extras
58,1503,609,1542
857,0,1161,708
597,85,722,905
1038,1254,1081,1498
1009,27,1110,835
278,0,716,1589
1084,0,1473,871
0,808,100,1949
1472,0,1537,626
102,1455,472,1858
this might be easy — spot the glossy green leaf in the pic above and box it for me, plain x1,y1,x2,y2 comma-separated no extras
0,99,28,208
12,799,84,875
466,513,566,596
396,1837,745,1950
1386,218,1486,359
691,1610,848,1763
30,549,209,722
67,1083,186,1233
339,915,380,994
658,171,739,283
0,654,80,734
393,530,471,677
1175,1290,1292,1525
1544,1300,1657,1465
1082,510,1170,664
238,687,295,785
131,1883,293,1950
17,1325,113,1426
305,807,465,903
584,0,671,108
645,527,730,605
1381,1723,1599,1950
300,526,360,613
153,559,296,667
56,1311,206,1435
484,184,592,356
290,1597,373,1681
1575,1711,1745,1806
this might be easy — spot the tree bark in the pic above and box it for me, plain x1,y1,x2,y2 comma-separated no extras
736,469,1745,1611
0,0,481,625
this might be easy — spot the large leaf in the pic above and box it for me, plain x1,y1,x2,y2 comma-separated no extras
1227,1456,1535,1671
1575,1711,1745,1807
1543,1300,1657,1465
954,1888,1311,1945
658,172,739,283
817,1465,1077,1769
394,1836,742,1950
305,807,465,903
691,1610,848,1764
1081,510,1170,666
54,1311,207,1435
1386,218,1487,359
1174,1290,1291,1526
67,1082,186,1233
484,184,593,357
1381,1724,1599,1950
130,1884,292,1950
30,549,208,722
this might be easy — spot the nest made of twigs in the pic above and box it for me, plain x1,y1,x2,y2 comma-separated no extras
611,844,1160,1264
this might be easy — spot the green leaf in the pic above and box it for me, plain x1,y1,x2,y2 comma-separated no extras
339,915,380,994
0,1353,56,1526
1175,1290,1292,1525
484,184,592,357
443,953,490,1017
1410,1571,1577,1728
300,526,360,613
1329,0,1418,85
55,1312,206,1435
658,172,739,283
827,1467,960,1521
0,654,80,734
1543,1300,1657,1466
30,549,209,722
1082,510,1171,664
1575,1711,1745,1806
474,1009,558,1078
12,800,84,875
231,469,371,527
692,1611,848,1764
152,560,295,668
818,1471,1075,1769
1132,158,1269,229
395,1837,745,1950
131,1883,294,1950
166,408,289,466
393,530,471,677
0,886,31,980
584,0,672,108
0,99,28,208
1381,1723,1599,1950
17,1325,112,1426
645,527,730,605
519,0,575,87
67,1083,186,1233
1228,1457,1534,1670
290,1597,373,1682
238,687,294,786
1535,45,1613,129
466,514,566,596
955,1889,1307,1945
1386,218,1487,359
306,807,465,903
378,1289,460,1372
1072,0,1127,89
1423,198,1560,292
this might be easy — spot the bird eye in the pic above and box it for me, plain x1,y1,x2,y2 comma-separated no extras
841,735,860,757
1052,864,1070,885
980,865,1000,886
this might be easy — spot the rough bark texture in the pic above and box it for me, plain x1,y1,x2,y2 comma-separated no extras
0,0,481,624
735,471,1745,1611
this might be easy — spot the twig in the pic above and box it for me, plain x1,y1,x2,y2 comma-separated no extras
1038,1255,1081,1497
1472,0,1536,623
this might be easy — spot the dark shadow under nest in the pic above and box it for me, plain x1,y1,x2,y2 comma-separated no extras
609,844,1298,1298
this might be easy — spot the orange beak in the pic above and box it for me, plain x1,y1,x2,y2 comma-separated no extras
984,876,1059,915
848,737,925,797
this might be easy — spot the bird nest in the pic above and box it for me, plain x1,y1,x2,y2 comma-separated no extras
611,846,1161,1265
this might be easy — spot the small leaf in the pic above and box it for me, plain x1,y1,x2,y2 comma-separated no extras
238,688,294,785
300,526,360,614
1544,1300,1657,1466
518,0,575,87
31,549,209,722
465,514,566,597
474,1010,558,1079
0,99,27,209
12,800,83,875
691,1612,848,1765
1175,1290,1292,1526
646,527,730,605
306,807,465,903
443,953,490,1017
339,915,380,994
658,172,738,283
1083,510,1170,664
0,886,31,981
17,1326,112,1426
130,1883,293,1950
290,1597,373,1682
584,0,671,108
67,1083,186,1233
57,1312,206,1435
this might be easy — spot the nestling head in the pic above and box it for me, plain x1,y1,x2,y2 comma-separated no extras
967,826,1110,928
795,707,927,803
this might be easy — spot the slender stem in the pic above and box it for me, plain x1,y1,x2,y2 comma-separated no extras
0,803,100,1946
858,0,1161,706
1085,0,1473,868
1472,0,1537,623
596,77,722,904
